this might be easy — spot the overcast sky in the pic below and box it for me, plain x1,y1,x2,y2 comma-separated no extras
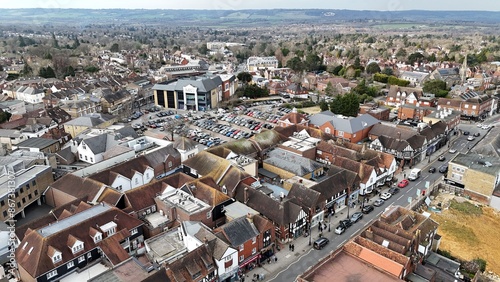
1,0,499,11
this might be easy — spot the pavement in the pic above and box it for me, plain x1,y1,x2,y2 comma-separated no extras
243,121,468,282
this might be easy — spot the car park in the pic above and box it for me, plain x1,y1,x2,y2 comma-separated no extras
350,212,363,223
361,205,374,214
380,192,392,200
313,238,330,249
373,199,385,207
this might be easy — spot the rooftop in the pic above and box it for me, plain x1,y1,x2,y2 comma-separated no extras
0,165,51,198
450,152,500,176
158,186,210,214
37,203,111,237
15,137,59,149
145,228,187,264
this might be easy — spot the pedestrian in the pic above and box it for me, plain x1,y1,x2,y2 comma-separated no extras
292,244,295,251
289,244,291,251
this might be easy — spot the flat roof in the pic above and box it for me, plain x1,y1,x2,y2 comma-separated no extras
224,201,259,220
16,137,58,149
451,152,500,176
145,228,186,263
37,204,111,237
0,165,51,198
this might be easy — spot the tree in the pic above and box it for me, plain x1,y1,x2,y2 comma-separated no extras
304,53,322,72
237,72,253,84
407,52,425,65
319,100,329,111
366,62,381,74
324,81,335,96
287,56,304,73
329,65,343,76
84,65,100,73
329,93,359,117
22,63,33,76
0,111,12,123
197,44,208,55
52,33,59,49
423,80,449,97
18,35,26,47
396,48,407,59
281,47,290,57
382,67,394,76
110,43,120,53
39,66,56,78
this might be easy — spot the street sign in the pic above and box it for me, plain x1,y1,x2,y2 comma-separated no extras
416,189,421,197
408,197,412,203
425,181,430,188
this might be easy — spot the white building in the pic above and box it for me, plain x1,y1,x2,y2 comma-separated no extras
15,86,45,104
247,56,279,72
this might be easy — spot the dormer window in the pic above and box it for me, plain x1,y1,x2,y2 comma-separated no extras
93,232,102,243
52,252,62,263
72,242,84,254
100,221,117,237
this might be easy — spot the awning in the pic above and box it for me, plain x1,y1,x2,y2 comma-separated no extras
239,254,261,268
258,168,278,179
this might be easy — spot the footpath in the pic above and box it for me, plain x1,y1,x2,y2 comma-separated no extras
242,128,463,282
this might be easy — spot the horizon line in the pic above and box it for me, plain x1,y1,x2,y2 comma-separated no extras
0,8,499,12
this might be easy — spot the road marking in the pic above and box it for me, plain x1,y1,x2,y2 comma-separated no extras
397,195,404,200
363,221,370,227
268,248,313,282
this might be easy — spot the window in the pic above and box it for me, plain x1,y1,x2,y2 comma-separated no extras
90,157,93,162
1,200,4,207
135,178,139,185
22,198,26,204
47,270,57,279
78,256,85,263
168,161,172,168
252,247,256,255
239,255,244,262
72,243,84,254
145,172,149,179
67,261,74,269
85,156,88,161
239,244,244,251
28,194,32,200
53,254,62,263
35,190,38,195
325,127,331,134
3,211,7,217
94,233,102,243
472,105,477,109
338,131,344,137
79,154,83,159
252,237,256,244
87,253,92,259
131,228,138,235
464,104,469,109
206,211,211,219
20,188,24,193
17,202,21,208
224,256,232,262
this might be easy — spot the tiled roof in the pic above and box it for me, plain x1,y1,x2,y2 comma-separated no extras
88,155,152,185
123,181,166,213
49,174,105,204
216,216,259,247
16,203,143,278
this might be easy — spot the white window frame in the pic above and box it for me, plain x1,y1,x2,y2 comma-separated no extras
239,244,244,251
239,255,244,262
206,211,211,219
252,247,257,255
325,127,331,134
338,131,344,137
47,270,58,279
67,261,74,269
78,256,85,263
252,237,256,244
131,228,138,235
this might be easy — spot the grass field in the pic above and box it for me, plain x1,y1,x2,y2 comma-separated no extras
430,197,500,275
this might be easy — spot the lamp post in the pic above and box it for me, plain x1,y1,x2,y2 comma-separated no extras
308,224,312,246
346,188,351,220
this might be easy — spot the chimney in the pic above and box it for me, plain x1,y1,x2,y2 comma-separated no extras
244,188,249,204
246,213,253,222
203,237,209,245
299,179,303,184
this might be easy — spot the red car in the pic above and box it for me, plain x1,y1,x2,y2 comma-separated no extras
398,179,409,188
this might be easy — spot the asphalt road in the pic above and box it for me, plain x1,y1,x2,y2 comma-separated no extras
269,121,493,282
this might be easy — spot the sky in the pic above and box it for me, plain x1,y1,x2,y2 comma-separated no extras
1,0,499,11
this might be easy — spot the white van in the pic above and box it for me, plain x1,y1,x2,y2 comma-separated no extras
408,168,421,181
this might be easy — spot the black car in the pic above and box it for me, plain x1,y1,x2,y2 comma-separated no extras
340,219,352,228
439,164,448,173
438,155,446,161
463,131,470,135
388,187,400,195
361,205,374,214
473,132,480,137
429,167,436,173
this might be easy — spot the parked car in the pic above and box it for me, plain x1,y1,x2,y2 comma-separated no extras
438,155,446,161
361,205,374,214
428,167,436,173
473,132,480,137
350,212,363,223
334,225,346,235
398,179,409,188
467,136,475,141
314,238,330,249
463,131,470,135
339,219,352,228
449,148,457,153
388,187,400,195
380,192,392,200
373,199,385,207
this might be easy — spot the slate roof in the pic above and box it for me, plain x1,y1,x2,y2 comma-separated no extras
83,134,108,154
369,123,418,140
153,76,221,93
236,188,303,227
173,137,197,151
143,144,181,172
312,169,359,199
472,126,500,158
102,89,131,103
64,113,115,126
182,221,231,260
308,110,336,127
216,216,259,247
161,172,196,189
15,203,143,278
